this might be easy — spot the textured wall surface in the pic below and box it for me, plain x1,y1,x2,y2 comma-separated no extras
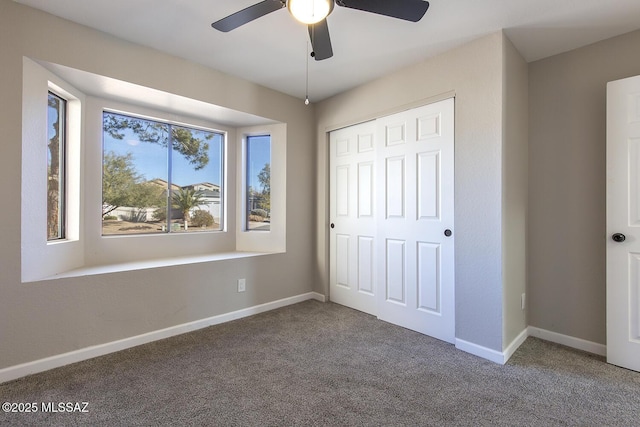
528,29,640,344
0,0,316,369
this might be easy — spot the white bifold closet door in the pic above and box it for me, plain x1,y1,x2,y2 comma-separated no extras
329,98,455,343
329,119,378,315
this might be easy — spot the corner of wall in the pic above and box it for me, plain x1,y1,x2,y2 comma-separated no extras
501,32,529,350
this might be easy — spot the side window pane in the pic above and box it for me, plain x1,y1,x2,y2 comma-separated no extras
246,135,271,231
47,92,66,240
171,127,223,232
102,112,168,235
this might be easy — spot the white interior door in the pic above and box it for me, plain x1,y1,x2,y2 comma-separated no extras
329,98,455,344
376,99,455,343
329,120,378,315
607,75,640,372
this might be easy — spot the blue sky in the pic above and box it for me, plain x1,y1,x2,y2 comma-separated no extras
101,112,269,190
246,135,271,193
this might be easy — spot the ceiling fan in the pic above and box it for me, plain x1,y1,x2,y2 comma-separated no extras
211,0,430,61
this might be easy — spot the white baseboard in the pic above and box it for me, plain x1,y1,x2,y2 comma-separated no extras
456,326,606,366
2,294,608,384
455,330,528,365
310,292,327,302
456,339,508,364
527,326,606,356
503,328,529,362
0,291,326,384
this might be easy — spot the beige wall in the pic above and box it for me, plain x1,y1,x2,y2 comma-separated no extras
10,0,628,368
528,29,640,344
0,1,316,368
315,33,521,352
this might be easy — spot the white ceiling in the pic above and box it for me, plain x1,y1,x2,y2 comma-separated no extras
14,0,640,102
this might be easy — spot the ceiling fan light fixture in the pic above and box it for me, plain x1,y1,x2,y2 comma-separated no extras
287,0,333,24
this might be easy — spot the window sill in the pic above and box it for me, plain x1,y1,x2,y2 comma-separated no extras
39,251,280,281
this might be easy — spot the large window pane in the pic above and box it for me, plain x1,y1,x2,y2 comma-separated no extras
246,135,271,231
102,112,168,235
102,111,224,236
47,92,66,240
171,126,223,232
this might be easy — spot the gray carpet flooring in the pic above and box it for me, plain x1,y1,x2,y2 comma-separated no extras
1,300,639,426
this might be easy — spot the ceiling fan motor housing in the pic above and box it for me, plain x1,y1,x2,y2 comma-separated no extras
287,0,335,25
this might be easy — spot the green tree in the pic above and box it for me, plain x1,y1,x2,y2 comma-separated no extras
102,151,165,218
103,113,212,170
257,163,270,194
257,163,271,212
172,188,210,230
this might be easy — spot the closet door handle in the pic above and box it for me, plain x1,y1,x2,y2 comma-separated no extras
330,223,335,229
612,233,626,242
444,229,452,237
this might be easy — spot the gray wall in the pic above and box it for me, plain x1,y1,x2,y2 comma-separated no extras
0,1,316,369
528,29,640,344
315,33,519,352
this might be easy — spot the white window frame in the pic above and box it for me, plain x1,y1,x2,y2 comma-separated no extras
236,125,286,253
21,58,286,282
84,98,236,267
22,58,84,282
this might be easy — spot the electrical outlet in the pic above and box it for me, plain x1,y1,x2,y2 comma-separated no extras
521,293,526,310
237,278,246,293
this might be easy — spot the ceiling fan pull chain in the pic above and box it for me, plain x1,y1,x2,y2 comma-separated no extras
305,41,310,105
